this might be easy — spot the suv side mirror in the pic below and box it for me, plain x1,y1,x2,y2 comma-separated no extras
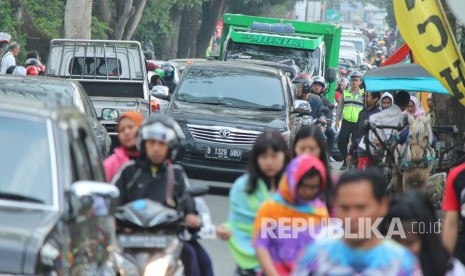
68,181,120,220
151,85,170,100
101,108,119,121
325,67,337,83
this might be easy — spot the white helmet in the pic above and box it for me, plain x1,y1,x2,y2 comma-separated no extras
137,115,184,160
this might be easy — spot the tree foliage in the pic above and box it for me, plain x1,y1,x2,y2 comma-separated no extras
24,0,64,38
1,0,299,60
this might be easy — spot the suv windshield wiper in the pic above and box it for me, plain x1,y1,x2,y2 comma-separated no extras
185,101,229,106
256,107,283,111
0,192,44,204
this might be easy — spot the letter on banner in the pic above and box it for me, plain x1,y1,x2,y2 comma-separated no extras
394,0,465,105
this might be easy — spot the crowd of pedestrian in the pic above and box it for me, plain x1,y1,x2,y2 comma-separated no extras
0,41,45,76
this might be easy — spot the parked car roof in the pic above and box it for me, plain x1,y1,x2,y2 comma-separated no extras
0,75,81,106
0,93,79,120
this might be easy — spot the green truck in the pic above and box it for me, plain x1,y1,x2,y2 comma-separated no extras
219,13,342,102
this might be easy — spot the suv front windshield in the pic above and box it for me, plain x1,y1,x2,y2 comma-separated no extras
226,41,320,75
0,115,54,205
175,68,285,110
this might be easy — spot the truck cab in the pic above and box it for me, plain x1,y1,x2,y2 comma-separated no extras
219,14,341,102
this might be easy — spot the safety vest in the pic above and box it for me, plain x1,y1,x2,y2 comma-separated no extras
342,89,364,123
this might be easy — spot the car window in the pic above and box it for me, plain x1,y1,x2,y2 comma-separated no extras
0,115,54,205
70,57,122,76
70,128,93,180
77,88,97,119
176,68,285,110
84,128,105,181
69,126,104,182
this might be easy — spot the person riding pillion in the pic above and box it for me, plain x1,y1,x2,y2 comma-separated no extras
336,71,365,170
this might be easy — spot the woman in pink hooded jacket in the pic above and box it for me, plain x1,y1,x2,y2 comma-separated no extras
104,111,144,182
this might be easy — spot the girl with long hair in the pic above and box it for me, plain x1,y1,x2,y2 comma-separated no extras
216,131,290,276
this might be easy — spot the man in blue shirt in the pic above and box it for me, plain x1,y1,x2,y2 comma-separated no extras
293,169,421,275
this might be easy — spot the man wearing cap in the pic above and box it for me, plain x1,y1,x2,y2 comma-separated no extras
0,42,20,74
336,71,365,170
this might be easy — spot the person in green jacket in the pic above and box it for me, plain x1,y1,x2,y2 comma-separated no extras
216,131,290,275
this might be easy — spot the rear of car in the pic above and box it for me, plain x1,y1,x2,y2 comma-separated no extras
167,62,294,177
46,39,152,141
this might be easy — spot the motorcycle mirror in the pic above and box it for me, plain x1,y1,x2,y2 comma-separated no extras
325,67,337,83
188,184,209,197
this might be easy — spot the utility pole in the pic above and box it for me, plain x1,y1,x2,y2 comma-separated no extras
305,0,309,21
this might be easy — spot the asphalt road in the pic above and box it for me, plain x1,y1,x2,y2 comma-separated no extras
191,178,236,275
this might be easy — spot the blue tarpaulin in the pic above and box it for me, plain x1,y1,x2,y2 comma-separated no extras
363,63,450,94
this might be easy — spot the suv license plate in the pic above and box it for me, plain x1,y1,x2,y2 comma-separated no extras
205,147,242,161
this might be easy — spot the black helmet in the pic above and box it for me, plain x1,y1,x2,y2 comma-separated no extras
292,73,312,94
25,58,41,67
137,115,184,160
161,63,175,82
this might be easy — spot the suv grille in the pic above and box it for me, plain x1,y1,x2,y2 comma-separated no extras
187,124,261,145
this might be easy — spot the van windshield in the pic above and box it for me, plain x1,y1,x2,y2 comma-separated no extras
176,68,285,111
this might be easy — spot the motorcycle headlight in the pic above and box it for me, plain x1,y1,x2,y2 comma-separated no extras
144,255,172,276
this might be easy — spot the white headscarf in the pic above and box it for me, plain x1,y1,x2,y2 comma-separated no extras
381,92,394,110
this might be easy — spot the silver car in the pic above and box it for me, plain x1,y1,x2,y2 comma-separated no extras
0,75,112,156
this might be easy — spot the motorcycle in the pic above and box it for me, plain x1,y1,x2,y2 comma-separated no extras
294,100,326,129
295,100,342,161
115,185,209,276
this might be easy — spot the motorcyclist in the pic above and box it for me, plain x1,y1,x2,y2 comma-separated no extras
310,75,336,160
293,73,325,119
25,58,45,75
112,115,212,276
161,63,177,94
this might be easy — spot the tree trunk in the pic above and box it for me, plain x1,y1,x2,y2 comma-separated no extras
177,5,201,58
111,0,135,40
10,0,51,59
159,5,183,60
63,0,93,39
196,0,225,58
99,0,111,25
121,0,148,40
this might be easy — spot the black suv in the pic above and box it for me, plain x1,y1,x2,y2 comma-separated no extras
0,96,136,275
167,62,297,177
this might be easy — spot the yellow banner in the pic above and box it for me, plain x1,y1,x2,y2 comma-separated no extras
394,0,465,105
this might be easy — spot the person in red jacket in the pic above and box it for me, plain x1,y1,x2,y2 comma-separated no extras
442,162,465,265
104,111,144,181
